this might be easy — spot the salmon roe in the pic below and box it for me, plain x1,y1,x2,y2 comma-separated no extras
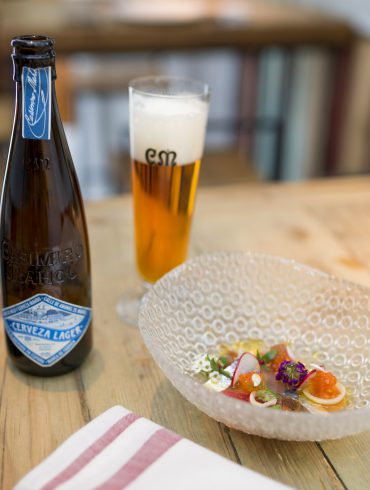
237,371,265,394
269,344,292,372
308,371,340,399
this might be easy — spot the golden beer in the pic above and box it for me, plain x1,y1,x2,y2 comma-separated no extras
128,76,209,287
132,159,200,283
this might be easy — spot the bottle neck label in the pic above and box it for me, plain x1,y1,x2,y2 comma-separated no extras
21,66,51,140
3,294,91,367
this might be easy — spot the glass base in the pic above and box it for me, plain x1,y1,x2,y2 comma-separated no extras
116,282,150,327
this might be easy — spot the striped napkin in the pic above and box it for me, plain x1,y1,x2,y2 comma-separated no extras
15,406,290,490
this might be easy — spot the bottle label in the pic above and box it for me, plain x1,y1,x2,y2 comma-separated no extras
3,294,91,367
22,66,51,140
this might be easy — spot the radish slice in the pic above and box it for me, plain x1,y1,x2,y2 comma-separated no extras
310,363,326,372
286,345,296,360
297,369,317,388
223,388,249,402
250,391,277,408
303,383,346,406
231,352,260,387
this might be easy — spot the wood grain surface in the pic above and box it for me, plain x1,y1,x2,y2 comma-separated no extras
1,177,370,489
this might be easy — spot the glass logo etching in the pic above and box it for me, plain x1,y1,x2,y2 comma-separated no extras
145,148,177,166
3,294,91,367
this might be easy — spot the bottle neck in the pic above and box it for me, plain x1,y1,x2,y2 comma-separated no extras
12,54,56,82
14,76,58,108
14,65,58,141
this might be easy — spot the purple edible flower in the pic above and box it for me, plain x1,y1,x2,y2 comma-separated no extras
275,360,308,388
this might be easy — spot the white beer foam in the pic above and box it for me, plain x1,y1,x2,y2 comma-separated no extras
130,94,208,165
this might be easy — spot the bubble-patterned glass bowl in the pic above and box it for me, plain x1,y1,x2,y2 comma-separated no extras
138,252,370,441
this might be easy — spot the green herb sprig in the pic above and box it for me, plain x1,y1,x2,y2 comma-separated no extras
208,355,232,379
256,349,278,365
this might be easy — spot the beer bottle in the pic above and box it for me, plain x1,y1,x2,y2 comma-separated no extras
0,35,93,376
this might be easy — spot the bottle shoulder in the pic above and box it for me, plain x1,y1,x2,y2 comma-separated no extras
3,118,84,205
1,123,90,248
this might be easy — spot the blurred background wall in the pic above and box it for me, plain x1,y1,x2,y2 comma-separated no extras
1,0,369,200
280,0,370,179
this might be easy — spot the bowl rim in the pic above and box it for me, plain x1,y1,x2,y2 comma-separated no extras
138,251,370,436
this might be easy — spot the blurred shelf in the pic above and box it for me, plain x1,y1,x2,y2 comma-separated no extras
1,0,354,56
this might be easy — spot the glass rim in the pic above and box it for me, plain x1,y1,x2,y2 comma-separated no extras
129,75,210,100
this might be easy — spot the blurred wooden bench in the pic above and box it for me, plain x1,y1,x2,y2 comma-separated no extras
200,148,260,186
114,147,259,193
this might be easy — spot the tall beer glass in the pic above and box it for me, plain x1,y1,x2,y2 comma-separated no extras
117,76,210,324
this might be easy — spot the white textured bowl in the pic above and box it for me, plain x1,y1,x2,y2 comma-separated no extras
139,252,370,440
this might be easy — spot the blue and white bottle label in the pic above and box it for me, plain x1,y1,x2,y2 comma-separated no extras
22,66,51,140
3,294,91,367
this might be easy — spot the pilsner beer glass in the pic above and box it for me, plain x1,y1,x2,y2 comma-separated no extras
117,76,210,325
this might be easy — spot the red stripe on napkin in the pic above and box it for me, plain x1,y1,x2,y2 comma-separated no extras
96,428,181,490
42,413,140,490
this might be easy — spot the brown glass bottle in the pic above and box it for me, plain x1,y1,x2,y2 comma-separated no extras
0,36,93,376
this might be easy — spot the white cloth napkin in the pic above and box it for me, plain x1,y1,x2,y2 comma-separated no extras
15,405,290,490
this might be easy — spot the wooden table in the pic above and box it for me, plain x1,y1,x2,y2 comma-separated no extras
1,177,370,490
